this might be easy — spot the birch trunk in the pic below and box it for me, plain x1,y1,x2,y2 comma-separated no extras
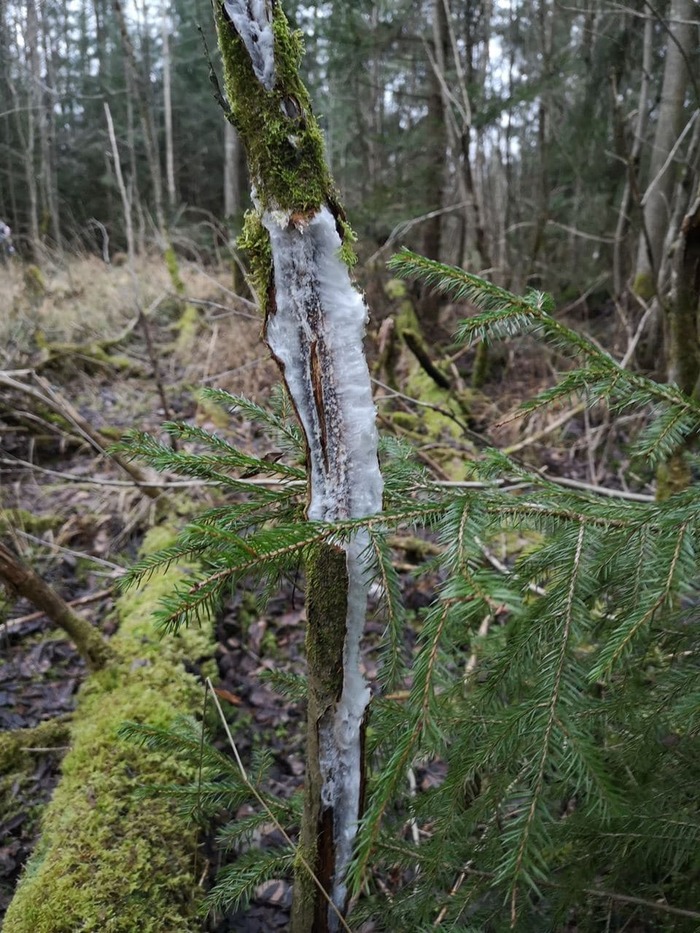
634,0,697,297
215,4,382,930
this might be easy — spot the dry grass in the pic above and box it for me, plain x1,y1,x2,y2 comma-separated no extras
2,254,199,346
0,253,280,398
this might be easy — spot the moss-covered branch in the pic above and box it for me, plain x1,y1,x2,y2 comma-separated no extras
0,718,72,774
216,6,382,930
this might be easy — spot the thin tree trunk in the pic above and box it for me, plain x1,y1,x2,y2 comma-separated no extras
113,0,166,236
215,5,383,930
613,12,653,299
634,0,697,296
162,6,176,209
39,3,61,248
667,194,700,395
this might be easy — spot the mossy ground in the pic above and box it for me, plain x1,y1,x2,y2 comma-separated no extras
3,526,214,933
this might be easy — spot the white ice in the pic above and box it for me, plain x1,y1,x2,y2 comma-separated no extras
223,0,276,91
264,206,382,522
263,206,382,920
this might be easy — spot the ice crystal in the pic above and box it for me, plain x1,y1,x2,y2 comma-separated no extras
223,0,276,91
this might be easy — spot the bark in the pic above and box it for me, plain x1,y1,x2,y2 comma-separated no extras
9,3,39,252
215,4,383,929
0,541,113,670
667,195,700,396
162,8,176,209
634,0,697,295
418,1,448,332
613,13,653,299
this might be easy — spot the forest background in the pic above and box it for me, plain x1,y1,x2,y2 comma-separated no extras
2,0,697,315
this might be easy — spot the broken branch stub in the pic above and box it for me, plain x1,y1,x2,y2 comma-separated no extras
216,4,382,930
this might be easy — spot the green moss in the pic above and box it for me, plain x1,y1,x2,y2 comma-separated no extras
0,719,71,774
305,545,347,699
472,340,489,388
173,303,201,354
217,4,358,307
336,218,358,267
3,524,213,933
216,7,329,213
164,244,185,297
238,209,273,301
23,264,46,298
632,270,656,301
384,278,408,300
0,509,63,534
656,451,691,501
237,590,260,638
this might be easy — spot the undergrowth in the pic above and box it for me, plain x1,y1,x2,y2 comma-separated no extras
118,255,700,931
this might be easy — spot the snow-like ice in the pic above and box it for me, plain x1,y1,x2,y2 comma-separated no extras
263,205,382,920
264,207,382,522
223,0,276,91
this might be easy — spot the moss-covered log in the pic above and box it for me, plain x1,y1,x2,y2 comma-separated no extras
3,527,214,933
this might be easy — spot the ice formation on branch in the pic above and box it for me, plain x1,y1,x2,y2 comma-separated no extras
263,207,382,522
223,0,276,91
264,206,382,918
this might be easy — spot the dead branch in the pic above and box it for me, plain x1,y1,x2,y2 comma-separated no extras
0,541,114,670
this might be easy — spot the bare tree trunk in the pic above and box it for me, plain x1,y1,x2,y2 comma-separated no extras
529,0,553,282
9,3,40,252
215,5,383,930
613,12,653,299
39,2,61,248
667,194,700,395
422,0,447,266
113,0,166,236
162,6,176,209
634,0,697,297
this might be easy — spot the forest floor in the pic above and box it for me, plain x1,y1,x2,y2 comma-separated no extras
0,253,654,930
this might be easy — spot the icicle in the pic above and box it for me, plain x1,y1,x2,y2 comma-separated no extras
223,0,276,91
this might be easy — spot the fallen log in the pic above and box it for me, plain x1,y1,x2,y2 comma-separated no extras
3,525,215,933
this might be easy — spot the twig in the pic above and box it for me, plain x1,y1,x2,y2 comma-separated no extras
0,371,162,499
12,528,124,573
184,295,259,318
503,402,587,455
1,587,112,635
0,542,113,670
640,109,699,207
